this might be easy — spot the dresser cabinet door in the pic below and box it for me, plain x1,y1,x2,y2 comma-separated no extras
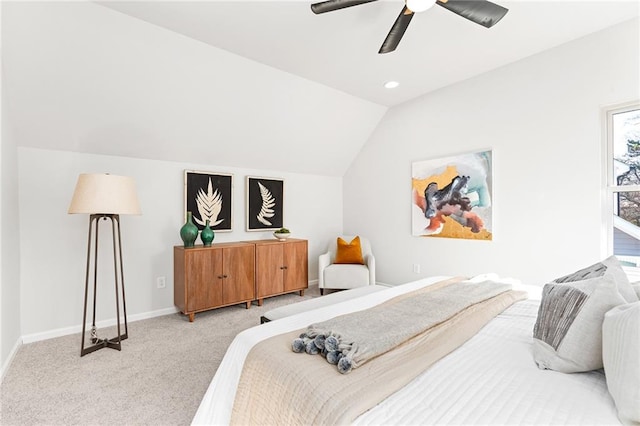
222,245,256,305
255,243,284,298
283,240,308,292
186,248,223,312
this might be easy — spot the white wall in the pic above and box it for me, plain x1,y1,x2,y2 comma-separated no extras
5,2,638,347
2,0,357,341
1,1,386,177
344,18,640,286
18,147,342,339
1,69,22,376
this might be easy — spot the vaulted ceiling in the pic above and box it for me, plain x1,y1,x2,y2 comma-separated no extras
2,1,638,176
100,0,640,106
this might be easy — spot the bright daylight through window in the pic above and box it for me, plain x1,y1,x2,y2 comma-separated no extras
608,102,640,268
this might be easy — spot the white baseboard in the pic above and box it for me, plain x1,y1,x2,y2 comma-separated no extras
13,281,322,367
21,306,179,344
1,337,22,383
128,306,179,323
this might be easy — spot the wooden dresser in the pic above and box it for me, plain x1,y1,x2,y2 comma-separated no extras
174,239,308,321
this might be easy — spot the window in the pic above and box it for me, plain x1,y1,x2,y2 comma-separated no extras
606,101,640,268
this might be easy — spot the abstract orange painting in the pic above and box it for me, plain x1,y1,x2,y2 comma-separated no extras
412,150,492,240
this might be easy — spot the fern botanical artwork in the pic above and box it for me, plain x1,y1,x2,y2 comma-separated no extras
184,170,233,232
246,176,284,231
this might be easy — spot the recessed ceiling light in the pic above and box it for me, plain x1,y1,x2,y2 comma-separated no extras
384,81,399,89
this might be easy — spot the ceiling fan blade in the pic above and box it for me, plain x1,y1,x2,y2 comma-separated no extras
379,6,414,54
436,0,508,28
311,0,378,14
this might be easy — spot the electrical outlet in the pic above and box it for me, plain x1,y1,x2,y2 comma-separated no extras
413,264,420,274
156,276,166,289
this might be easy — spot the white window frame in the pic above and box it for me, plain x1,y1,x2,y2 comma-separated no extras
603,100,640,266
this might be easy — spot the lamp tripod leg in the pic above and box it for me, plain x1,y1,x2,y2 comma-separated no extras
80,214,128,356
90,215,100,344
81,215,101,356
115,216,128,340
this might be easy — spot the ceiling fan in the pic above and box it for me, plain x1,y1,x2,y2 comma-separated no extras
310,0,509,54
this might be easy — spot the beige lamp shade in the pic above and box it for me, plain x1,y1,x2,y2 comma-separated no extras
68,173,142,215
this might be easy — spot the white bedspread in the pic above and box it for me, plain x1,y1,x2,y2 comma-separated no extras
192,275,620,425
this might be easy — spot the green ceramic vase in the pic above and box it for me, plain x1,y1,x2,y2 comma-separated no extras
180,211,199,248
200,219,215,247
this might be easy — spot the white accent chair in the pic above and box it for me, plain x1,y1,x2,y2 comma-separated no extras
318,235,376,295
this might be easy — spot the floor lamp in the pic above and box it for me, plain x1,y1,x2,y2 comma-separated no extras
68,173,141,357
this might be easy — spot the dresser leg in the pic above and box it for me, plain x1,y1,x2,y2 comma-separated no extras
299,290,305,296
245,301,251,309
257,298,264,306
188,313,195,322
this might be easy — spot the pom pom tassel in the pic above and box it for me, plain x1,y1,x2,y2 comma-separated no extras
326,350,343,365
337,356,353,374
291,338,306,353
314,334,326,350
324,335,339,352
305,339,320,355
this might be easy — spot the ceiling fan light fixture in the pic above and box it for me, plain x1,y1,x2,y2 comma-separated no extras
405,0,436,13
310,0,508,54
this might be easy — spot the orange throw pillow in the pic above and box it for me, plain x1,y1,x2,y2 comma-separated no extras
334,236,364,265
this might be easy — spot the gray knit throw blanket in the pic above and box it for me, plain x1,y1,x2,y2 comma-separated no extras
292,279,512,373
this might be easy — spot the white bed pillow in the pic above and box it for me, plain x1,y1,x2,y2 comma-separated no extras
553,256,638,303
603,302,640,426
632,283,640,300
532,274,626,373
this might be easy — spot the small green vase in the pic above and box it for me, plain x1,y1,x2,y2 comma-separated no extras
180,211,198,248
200,219,214,247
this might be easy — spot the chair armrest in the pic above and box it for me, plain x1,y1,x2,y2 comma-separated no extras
365,254,376,285
318,251,331,288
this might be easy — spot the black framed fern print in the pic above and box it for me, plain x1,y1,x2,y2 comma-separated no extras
184,170,233,232
246,176,283,231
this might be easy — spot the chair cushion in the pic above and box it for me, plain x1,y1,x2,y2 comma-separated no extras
334,236,364,264
324,264,370,288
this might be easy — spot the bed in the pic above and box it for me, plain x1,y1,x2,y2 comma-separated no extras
192,274,633,425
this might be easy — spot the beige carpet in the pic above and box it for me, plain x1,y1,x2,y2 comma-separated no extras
0,286,321,425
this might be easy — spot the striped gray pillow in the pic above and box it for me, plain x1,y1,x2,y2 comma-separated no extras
553,256,638,303
532,274,626,373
